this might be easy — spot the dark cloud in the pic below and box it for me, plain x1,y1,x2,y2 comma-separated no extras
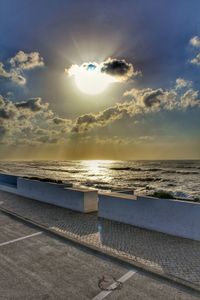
0,125,6,138
0,108,15,119
0,97,16,120
0,96,4,106
15,98,47,112
100,58,134,79
142,89,164,107
52,117,71,125
72,105,124,133
76,114,96,125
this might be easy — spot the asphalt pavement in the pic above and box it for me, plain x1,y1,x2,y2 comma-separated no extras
0,212,199,300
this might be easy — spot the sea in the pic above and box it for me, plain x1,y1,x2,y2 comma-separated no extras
0,160,199,200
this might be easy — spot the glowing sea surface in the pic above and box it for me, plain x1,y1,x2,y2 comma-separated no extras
0,160,199,199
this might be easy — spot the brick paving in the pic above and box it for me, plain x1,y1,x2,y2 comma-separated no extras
0,190,199,288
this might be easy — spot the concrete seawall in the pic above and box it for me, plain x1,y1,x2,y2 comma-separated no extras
98,193,200,241
0,174,98,213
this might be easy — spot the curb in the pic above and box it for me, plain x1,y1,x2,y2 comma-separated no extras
0,205,199,294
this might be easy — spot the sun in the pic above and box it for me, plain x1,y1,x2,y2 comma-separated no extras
75,69,111,95
68,63,114,95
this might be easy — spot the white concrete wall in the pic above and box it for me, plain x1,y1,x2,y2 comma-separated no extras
0,174,98,213
98,193,200,241
16,178,98,212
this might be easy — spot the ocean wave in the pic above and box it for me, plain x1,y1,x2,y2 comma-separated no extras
147,189,198,201
110,166,164,172
145,168,162,172
127,177,161,182
167,183,177,187
162,170,199,175
176,166,196,169
173,190,194,199
38,167,82,174
177,171,199,174
110,167,142,171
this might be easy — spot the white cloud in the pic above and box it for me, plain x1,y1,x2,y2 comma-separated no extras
180,89,199,108
72,79,200,133
0,62,10,78
190,53,200,66
10,51,44,70
190,36,200,48
0,50,44,86
0,62,26,85
175,78,192,90
189,36,200,66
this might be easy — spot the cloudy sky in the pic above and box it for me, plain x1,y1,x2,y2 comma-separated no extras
0,0,200,160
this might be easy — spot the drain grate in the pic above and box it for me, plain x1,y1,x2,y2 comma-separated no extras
98,275,123,291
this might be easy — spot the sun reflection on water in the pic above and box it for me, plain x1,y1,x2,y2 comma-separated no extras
80,160,114,184
81,160,113,172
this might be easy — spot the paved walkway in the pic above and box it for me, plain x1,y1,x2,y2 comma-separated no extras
0,190,199,290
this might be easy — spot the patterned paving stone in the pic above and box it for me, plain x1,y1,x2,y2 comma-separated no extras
0,190,199,287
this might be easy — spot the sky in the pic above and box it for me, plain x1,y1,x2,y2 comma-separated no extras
0,0,200,160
